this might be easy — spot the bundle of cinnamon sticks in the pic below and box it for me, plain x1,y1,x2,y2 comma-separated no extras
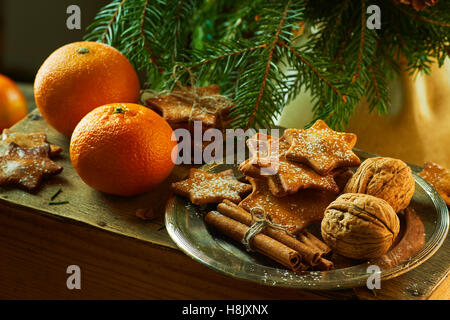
205,200,334,272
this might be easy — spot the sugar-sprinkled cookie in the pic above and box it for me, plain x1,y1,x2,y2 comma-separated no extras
171,168,252,204
244,133,280,168
239,177,336,235
0,143,63,192
419,161,450,206
1,129,62,157
239,133,339,197
145,85,233,127
283,120,360,175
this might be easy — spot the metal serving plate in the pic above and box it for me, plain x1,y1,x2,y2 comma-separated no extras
165,150,449,290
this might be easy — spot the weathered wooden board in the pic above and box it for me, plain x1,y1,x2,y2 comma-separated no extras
0,201,337,300
0,109,190,249
0,108,449,300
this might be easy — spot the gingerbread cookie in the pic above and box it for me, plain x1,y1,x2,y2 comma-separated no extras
283,120,360,175
239,177,336,235
239,134,339,196
419,161,450,206
0,143,63,192
171,168,252,204
244,133,280,168
1,129,62,157
145,85,233,128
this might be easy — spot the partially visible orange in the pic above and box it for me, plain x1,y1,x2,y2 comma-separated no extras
34,41,140,137
70,103,176,196
0,74,28,131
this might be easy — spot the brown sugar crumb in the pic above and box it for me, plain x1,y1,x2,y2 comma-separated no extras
419,161,450,206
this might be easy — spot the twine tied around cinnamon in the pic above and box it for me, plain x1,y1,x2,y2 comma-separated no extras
242,207,294,252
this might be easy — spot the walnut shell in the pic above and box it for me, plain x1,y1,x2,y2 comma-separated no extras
321,193,400,259
343,157,415,212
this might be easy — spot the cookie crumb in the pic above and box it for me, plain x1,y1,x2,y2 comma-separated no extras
136,208,157,221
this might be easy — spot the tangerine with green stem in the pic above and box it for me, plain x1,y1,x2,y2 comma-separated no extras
34,41,140,137
70,103,176,196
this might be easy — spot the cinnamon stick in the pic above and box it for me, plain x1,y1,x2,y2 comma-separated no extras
218,200,321,266
205,210,306,272
219,200,335,269
298,231,332,257
316,257,334,271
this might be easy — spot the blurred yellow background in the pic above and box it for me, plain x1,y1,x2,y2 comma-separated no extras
278,60,450,168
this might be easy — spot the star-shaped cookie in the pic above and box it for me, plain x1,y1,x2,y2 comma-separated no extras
244,133,280,168
1,129,62,157
145,85,233,127
239,177,336,235
419,161,450,206
0,143,63,192
171,168,252,204
239,133,340,197
283,120,360,175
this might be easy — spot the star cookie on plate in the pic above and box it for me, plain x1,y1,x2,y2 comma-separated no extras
419,161,450,206
283,120,360,175
171,168,252,204
239,177,336,235
244,133,280,168
239,133,340,197
145,85,233,127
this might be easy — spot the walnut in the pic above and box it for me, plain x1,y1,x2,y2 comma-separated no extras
321,193,400,259
343,157,415,212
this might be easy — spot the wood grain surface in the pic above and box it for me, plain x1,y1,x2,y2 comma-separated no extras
0,108,449,300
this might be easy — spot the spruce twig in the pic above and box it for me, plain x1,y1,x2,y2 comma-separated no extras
281,42,347,103
50,188,63,201
49,201,69,206
323,0,350,56
246,1,291,129
84,0,450,129
102,0,126,44
333,21,354,64
140,0,162,73
393,2,450,27
188,44,268,70
352,0,366,83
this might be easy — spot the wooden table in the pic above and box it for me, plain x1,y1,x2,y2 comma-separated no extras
0,85,449,300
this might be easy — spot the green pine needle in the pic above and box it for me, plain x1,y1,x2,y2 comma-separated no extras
84,0,450,129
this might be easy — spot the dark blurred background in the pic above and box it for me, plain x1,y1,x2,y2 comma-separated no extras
0,0,107,82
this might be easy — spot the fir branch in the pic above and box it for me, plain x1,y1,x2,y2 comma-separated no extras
246,2,291,129
393,2,450,27
221,1,257,41
364,40,390,114
165,0,198,61
333,21,354,64
84,0,450,129
393,23,407,50
323,0,350,55
102,0,126,43
166,40,269,92
140,0,162,73
280,42,347,103
85,0,126,46
352,0,365,83
175,0,184,37
188,44,268,70
369,66,380,104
